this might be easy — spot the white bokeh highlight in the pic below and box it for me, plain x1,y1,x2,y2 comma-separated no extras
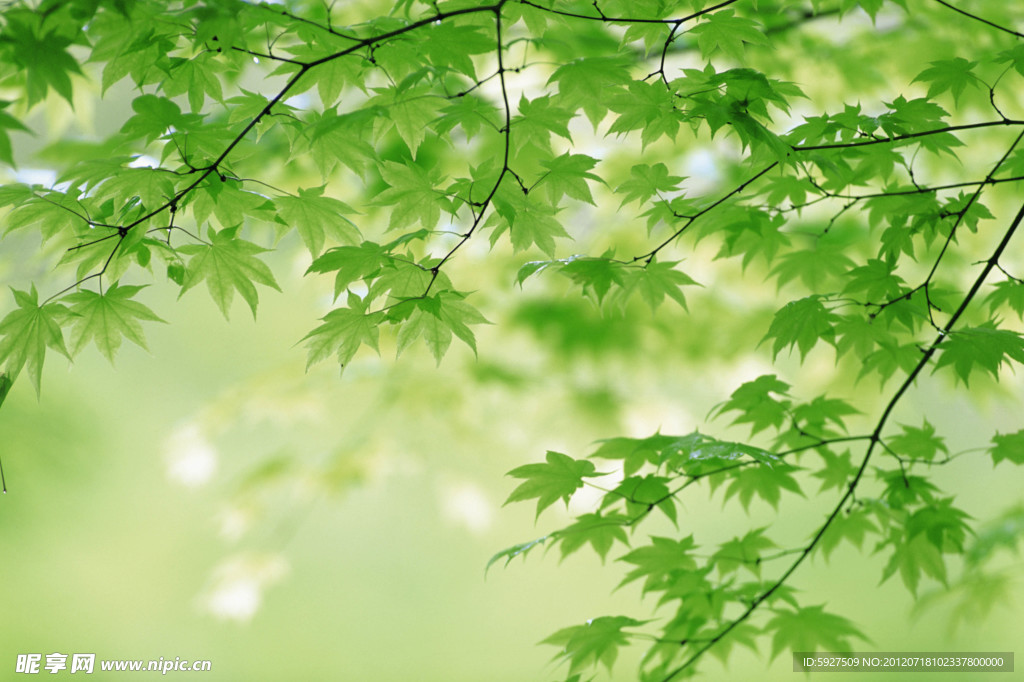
164,423,218,489
200,554,289,622
438,479,494,534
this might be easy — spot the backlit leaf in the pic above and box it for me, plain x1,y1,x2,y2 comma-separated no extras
505,451,603,519
762,296,838,359
934,324,1024,385
178,227,281,319
64,283,165,363
765,604,869,659
276,186,360,258
989,430,1024,467
0,286,72,394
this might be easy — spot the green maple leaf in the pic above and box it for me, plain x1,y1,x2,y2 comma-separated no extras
553,256,627,304
989,429,1024,466
536,153,602,205
765,604,869,659
420,21,493,78
543,615,646,674
887,421,948,462
391,295,449,364
367,258,436,302
997,44,1024,77
792,396,860,435
714,207,790,266
305,109,378,177
771,238,856,291
177,226,282,319
369,81,442,158
985,280,1024,320
877,469,939,509
3,192,81,243
907,497,972,552
762,296,838,359
842,259,906,301
491,188,570,256
664,437,780,475
64,283,165,363
555,512,630,562
548,55,633,127
710,67,805,117
817,510,878,560
622,260,699,310
505,450,603,518
880,533,947,596
511,95,574,150
515,258,561,286
485,535,550,574
811,450,857,493
96,21,173,93
934,324,1024,385
607,81,680,148
435,94,501,139
432,289,491,352
312,57,366,108
879,95,949,137
589,432,686,477
306,241,388,299
0,101,31,167
0,285,72,394
655,565,718,616
762,174,813,206
621,19,670,53
93,168,176,215
912,58,981,104
190,175,278,228
3,16,83,106
695,98,747,137
618,535,698,592
722,462,804,510
391,290,489,364
374,161,445,231
712,527,776,576
858,342,921,384
162,55,225,112
604,474,676,523
835,313,895,360
713,374,792,435
965,505,1024,566
615,163,685,207
839,0,905,20
943,191,993,233
302,291,383,369
690,10,768,61
281,43,366,106
276,186,360,258
119,95,188,144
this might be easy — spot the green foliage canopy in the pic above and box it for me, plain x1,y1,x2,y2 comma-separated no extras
1,0,1024,680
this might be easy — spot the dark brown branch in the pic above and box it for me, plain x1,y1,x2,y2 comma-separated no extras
660,198,1024,681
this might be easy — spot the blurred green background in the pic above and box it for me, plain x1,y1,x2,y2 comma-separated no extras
1,1,1023,679
1,229,1022,680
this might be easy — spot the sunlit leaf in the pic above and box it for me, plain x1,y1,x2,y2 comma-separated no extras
764,604,869,659
64,283,165,362
0,286,72,394
178,226,282,319
505,451,604,519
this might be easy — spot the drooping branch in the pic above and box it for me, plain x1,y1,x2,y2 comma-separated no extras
659,198,1024,681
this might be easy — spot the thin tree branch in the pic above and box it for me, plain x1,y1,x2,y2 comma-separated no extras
660,199,1024,681
931,0,1024,39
